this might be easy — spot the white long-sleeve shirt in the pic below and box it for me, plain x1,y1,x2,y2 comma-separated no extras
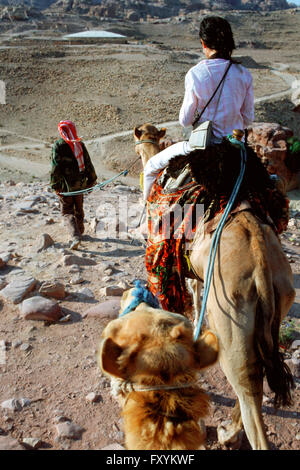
143,58,254,200
179,58,254,138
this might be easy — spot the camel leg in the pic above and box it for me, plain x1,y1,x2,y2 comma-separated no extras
207,307,268,449
217,400,243,446
217,353,269,450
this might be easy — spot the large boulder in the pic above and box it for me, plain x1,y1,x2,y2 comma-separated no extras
247,123,299,193
82,297,121,320
0,276,37,304
62,254,97,267
39,281,66,300
19,296,63,322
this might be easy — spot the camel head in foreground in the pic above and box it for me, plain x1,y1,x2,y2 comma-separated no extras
99,287,219,450
134,123,166,167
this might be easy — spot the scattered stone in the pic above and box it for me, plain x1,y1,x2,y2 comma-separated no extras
0,277,6,289
291,340,300,350
0,276,37,304
55,421,84,440
78,287,94,298
0,436,24,450
104,268,113,276
68,264,81,273
24,195,46,204
90,217,98,232
100,443,125,450
14,200,39,213
0,252,12,263
117,280,131,290
85,392,101,403
22,437,42,449
59,314,72,323
0,258,5,269
39,281,66,300
26,325,37,334
286,357,300,378
70,274,84,285
20,343,31,352
114,184,133,193
82,297,121,319
101,285,127,297
36,233,54,252
1,397,31,411
62,254,97,267
45,218,55,225
12,340,22,349
98,376,111,389
19,296,63,322
52,409,69,422
53,415,69,424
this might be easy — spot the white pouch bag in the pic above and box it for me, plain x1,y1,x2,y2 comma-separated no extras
189,120,213,150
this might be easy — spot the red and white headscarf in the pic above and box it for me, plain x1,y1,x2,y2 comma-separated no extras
58,120,85,172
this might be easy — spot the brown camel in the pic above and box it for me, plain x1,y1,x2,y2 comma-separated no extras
133,123,296,450
99,288,219,450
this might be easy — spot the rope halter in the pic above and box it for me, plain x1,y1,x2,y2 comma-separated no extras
134,139,160,146
111,378,197,395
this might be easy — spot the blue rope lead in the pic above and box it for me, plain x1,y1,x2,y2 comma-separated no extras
193,137,247,341
59,170,127,196
59,153,140,196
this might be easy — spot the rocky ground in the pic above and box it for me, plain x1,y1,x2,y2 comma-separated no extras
0,177,299,451
0,8,299,452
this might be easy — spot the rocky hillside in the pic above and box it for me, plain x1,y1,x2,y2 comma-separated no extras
0,0,292,22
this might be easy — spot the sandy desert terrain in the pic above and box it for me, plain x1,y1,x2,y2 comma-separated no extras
0,9,299,453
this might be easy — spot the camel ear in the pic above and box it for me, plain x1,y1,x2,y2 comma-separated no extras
158,128,166,139
134,127,142,139
99,337,127,379
194,330,219,369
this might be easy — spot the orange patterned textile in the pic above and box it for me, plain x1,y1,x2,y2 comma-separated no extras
145,177,206,313
145,141,290,313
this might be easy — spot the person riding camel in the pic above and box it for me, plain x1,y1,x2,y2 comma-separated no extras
50,120,97,250
143,16,254,201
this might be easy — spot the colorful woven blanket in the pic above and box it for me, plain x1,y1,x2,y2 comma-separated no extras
146,179,205,313
145,139,290,313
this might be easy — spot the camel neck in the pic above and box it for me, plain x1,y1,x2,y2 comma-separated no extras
138,143,160,167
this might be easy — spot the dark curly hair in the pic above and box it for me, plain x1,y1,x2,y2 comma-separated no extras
199,16,236,60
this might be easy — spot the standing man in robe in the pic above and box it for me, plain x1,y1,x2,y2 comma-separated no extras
50,120,97,250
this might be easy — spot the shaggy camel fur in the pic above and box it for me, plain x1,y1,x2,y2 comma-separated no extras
133,123,296,450
99,289,219,450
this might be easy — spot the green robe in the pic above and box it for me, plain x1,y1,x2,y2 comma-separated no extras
50,138,97,192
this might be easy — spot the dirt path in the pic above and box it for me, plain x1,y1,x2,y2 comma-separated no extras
255,63,299,104
0,61,298,184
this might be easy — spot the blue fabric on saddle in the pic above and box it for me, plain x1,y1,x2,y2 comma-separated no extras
119,280,160,317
